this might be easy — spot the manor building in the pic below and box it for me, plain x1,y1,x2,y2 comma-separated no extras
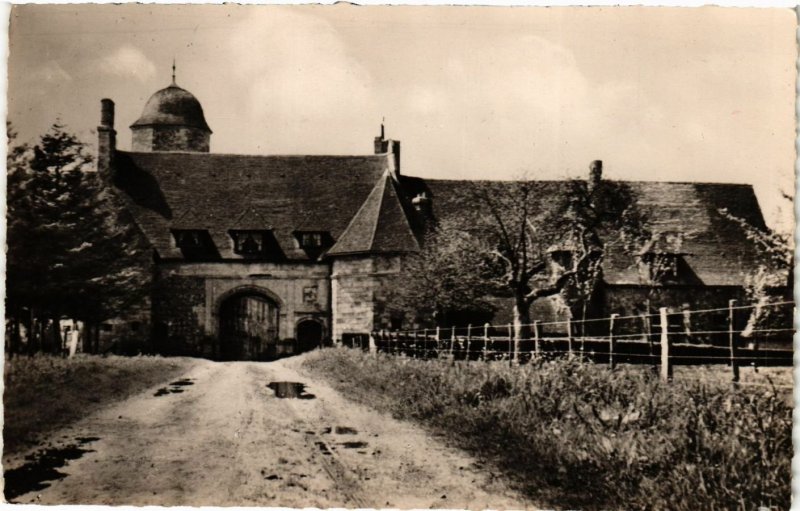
99,80,769,360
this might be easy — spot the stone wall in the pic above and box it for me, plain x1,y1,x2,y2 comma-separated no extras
132,126,210,152
331,255,403,340
152,261,330,357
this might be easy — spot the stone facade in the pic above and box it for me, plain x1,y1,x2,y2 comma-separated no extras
331,255,403,340
152,261,331,357
131,125,210,153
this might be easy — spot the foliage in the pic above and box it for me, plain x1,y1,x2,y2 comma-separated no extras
6,122,151,336
390,221,498,327
409,174,650,340
304,349,791,510
719,206,793,334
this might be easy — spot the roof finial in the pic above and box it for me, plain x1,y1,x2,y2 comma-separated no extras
381,116,385,139
171,58,176,85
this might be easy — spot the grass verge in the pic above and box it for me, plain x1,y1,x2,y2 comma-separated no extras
3,354,197,456
302,348,791,510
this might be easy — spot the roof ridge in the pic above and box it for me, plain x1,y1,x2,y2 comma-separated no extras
384,174,421,251
366,174,388,251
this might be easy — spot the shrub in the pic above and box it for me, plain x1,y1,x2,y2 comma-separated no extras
303,349,791,510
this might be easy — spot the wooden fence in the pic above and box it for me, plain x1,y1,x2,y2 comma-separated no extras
363,300,794,383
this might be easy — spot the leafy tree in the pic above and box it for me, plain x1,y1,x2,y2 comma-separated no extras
6,122,151,354
390,221,497,328
719,201,793,336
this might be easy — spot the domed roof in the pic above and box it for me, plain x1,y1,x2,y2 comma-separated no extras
131,84,211,132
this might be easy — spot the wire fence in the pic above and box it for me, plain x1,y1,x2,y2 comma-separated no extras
350,299,794,384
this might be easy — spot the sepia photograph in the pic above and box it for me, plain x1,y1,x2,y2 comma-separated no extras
3,4,796,509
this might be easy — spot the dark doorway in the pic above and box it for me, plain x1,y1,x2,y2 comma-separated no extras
219,293,279,360
296,320,323,353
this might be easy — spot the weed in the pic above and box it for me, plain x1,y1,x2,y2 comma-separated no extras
303,349,791,510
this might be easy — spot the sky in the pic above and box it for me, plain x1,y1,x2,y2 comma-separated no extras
7,5,797,231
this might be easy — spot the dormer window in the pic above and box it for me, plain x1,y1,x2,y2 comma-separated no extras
641,252,680,283
231,231,264,255
300,232,323,249
171,229,218,260
228,230,283,261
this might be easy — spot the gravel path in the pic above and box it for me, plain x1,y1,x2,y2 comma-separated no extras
3,353,536,509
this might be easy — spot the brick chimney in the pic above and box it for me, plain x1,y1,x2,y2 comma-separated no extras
97,99,116,177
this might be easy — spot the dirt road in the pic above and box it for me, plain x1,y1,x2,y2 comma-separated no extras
3,354,536,508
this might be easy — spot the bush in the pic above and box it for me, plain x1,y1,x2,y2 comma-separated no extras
303,349,791,510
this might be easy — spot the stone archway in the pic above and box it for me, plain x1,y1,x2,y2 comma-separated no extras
296,319,324,353
218,291,279,361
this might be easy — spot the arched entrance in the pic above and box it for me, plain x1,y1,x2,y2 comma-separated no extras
296,319,323,353
218,293,279,361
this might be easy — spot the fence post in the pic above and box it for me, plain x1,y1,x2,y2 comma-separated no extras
450,325,456,360
659,307,672,382
567,318,573,357
533,320,540,356
483,323,490,362
608,313,618,369
422,329,428,359
465,324,472,364
507,324,514,366
729,299,740,383
435,326,441,358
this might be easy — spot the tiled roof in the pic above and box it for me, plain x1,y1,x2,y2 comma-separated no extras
421,179,766,286
111,150,391,260
327,172,421,256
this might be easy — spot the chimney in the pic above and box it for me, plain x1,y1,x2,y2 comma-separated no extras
97,99,116,177
374,123,401,176
374,123,389,154
589,159,602,189
411,192,432,232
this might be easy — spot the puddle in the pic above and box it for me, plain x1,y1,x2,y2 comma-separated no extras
340,441,368,449
76,437,100,445
4,438,99,501
334,426,358,435
267,382,315,400
155,379,194,397
321,427,332,434
315,441,332,456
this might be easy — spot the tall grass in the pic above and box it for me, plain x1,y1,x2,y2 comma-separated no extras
4,354,196,455
303,349,791,510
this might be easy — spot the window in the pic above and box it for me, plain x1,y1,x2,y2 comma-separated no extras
231,231,265,255
641,252,680,283
299,232,323,249
550,249,574,270
171,229,219,260
293,231,332,257
228,230,284,261
173,230,204,249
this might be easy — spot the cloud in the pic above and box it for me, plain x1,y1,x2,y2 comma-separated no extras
215,8,376,153
31,61,72,83
98,46,156,81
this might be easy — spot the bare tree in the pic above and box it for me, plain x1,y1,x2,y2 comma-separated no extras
466,163,649,342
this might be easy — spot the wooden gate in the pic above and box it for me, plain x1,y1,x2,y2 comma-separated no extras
219,294,279,360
